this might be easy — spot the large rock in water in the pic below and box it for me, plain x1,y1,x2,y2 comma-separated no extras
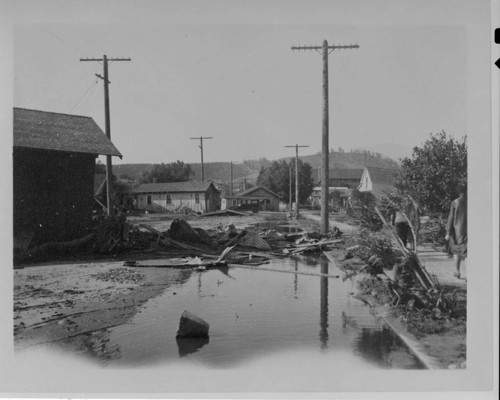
176,310,210,338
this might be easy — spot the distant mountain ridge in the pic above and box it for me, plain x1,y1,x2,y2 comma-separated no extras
113,150,399,184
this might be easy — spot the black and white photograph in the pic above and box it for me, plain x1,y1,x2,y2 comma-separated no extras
1,0,498,398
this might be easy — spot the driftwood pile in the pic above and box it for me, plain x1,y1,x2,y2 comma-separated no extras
346,206,459,319
18,215,345,265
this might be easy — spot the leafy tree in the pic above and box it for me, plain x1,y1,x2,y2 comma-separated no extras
140,161,193,183
394,131,467,213
95,160,106,174
257,159,314,204
351,189,376,208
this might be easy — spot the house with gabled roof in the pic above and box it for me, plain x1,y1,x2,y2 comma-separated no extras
13,108,122,248
222,185,282,212
123,181,220,213
314,168,364,188
357,166,399,197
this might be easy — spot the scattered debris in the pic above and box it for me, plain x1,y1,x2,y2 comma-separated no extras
201,209,250,217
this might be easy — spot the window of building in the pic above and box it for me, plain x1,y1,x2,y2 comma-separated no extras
166,194,172,204
195,193,200,204
232,199,237,206
147,195,152,205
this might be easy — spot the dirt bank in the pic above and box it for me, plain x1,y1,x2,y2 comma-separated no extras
14,261,193,362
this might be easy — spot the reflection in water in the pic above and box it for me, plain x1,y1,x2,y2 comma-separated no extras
319,256,329,349
106,252,425,369
176,337,210,357
353,327,424,369
294,258,298,296
301,255,322,267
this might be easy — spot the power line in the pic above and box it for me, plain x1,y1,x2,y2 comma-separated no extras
69,78,98,113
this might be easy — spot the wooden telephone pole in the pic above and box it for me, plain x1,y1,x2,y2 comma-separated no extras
80,55,131,217
285,144,309,218
190,136,213,181
291,41,359,233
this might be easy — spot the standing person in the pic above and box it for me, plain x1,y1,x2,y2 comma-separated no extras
445,186,467,279
391,196,418,249
392,205,410,248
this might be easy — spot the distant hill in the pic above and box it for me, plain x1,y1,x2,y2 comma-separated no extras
112,150,399,184
280,150,400,170
113,159,272,185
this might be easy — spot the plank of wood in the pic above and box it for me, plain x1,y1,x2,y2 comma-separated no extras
228,263,341,279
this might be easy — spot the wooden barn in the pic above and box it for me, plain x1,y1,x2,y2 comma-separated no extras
123,181,220,213
13,108,122,248
357,166,399,197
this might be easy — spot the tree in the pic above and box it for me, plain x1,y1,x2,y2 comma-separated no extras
95,160,106,174
394,131,467,213
140,161,193,183
257,159,314,204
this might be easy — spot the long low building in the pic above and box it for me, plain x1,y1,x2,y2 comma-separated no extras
123,181,220,213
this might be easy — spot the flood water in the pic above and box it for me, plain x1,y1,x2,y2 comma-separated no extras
106,254,425,370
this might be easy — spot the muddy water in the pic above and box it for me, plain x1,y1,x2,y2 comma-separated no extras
106,254,424,369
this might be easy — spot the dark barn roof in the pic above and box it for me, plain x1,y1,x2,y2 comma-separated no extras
125,181,218,194
329,168,364,180
366,167,399,184
14,108,122,157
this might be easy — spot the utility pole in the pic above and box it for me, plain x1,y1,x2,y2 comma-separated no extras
291,41,359,233
285,144,309,218
190,136,213,181
230,161,234,196
80,55,131,217
289,165,292,214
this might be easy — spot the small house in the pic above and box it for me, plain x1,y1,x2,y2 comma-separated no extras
222,185,282,212
123,181,220,213
13,108,122,246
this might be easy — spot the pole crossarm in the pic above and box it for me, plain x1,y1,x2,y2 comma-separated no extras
291,44,359,53
80,57,132,62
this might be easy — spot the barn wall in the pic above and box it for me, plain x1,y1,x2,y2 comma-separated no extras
13,147,95,244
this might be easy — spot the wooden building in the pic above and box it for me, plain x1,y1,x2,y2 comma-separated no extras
314,168,364,188
222,186,282,212
358,166,399,197
13,108,122,246
124,181,220,213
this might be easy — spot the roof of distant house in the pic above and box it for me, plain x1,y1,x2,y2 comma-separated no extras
329,168,365,180
13,108,122,157
237,185,282,199
365,166,399,184
125,181,218,194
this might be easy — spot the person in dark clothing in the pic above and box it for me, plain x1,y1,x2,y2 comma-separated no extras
445,186,467,279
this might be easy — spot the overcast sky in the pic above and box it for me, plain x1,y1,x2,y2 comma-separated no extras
8,0,487,165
